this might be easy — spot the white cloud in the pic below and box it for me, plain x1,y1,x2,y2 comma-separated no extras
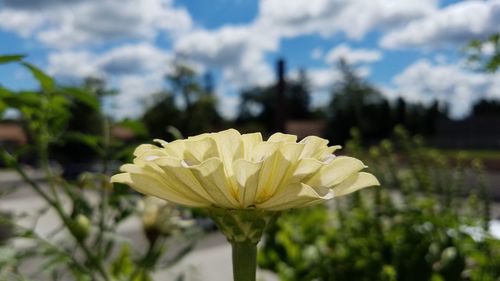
98,44,172,75
108,73,166,118
0,9,46,36
1,0,83,9
216,94,240,120
174,25,276,88
47,51,100,81
0,0,192,48
381,0,500,49
174,0,429,98
325,44,382,65
48,43,172,80
390,59,500,118
47,43,173,118
257,0,437,39
303,68,342,93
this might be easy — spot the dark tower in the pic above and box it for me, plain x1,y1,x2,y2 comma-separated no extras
204,71,214,95
274,58,287,132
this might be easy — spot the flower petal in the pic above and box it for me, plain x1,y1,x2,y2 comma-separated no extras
210,129,244,176
233,159,263,208
255,143,304,202
241,132,263,159
133,144,159,156
153,157,217,204
182,137,219,164
110,172,209,207
268,132,297,143
282,158,324,186
332,172,380,197
119,163,208,204
187,132,212,141
256,183,333,211
306,156,366,188
186,158,240,208
153,139,169,148
249,142,277,162
299,136,328,157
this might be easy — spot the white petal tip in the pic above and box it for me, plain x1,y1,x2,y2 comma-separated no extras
145,155,160,161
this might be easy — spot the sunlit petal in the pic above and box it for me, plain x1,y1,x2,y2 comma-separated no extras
186,158,240,208
306,156,366,188
210,129,243,176
241,132,263,159
153,157,217,204
111,173,208,207
268,132,297,143
332,172,380,197
112,129,378,212
256,183,333,211
182,137,219,164
233,159,262,208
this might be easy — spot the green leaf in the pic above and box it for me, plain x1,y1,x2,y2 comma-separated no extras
40,253,71,274
21,62,55,91
0,100,7,116
4,91,42,109
110,245,134,278
167,125,183,140
0,54,25,64
63,132,103,155
60,86,99,110
0,87,12,99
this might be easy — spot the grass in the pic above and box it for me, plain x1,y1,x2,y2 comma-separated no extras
434,148,500,160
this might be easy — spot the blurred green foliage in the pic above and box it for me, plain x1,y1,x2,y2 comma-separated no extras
325,60,444,145
142,64,223,140
467,34,500,72
0,55,199,281
259,127,500,281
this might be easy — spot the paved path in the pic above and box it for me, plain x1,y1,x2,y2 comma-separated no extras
0,175,277,281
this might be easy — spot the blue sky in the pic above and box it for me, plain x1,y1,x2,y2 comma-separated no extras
1,0,499,119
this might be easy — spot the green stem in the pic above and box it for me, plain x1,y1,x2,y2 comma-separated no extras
231,241,257,281
1,151,111,281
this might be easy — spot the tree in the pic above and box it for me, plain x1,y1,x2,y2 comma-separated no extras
167,65,200,112
325,60,392,144
237,66,313,133
142,91,182,140
467,34,500,72
237,86,275,132
142,64,222,138
287,69,312,119
471,99,500,117
50,77,110,178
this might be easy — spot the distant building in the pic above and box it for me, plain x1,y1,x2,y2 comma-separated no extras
285,120,326,140
431,117,500,149
0,122,136,157
110,125,135,141
0,122,27,152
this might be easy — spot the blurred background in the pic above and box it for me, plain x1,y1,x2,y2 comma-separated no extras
0,0,500,280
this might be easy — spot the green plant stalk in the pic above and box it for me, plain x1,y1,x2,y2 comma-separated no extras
129,235,161,281
39,133,110,278
1,151,111,281
95,117,110,256
207,208,278,281
231,241,257,281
